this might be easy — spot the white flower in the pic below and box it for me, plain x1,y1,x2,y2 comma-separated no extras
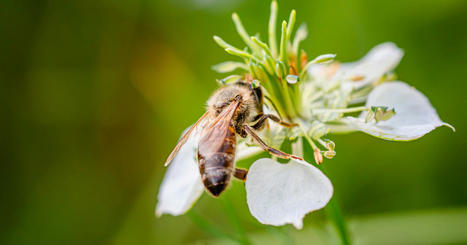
156,42,453,231
156,0,454,231
156,42,453,229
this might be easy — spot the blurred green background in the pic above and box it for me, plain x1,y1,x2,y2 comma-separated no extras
2,0,467,244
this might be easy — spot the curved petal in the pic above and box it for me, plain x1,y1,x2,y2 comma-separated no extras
308,42,403,89
341,42,403,88
245,158,333,229
346,81,454,141
156,128,204,216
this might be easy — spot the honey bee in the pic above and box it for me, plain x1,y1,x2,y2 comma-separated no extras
164,80,301,197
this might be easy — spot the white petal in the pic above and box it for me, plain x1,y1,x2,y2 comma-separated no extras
308,42,403,89
245,158,333,229
346,81,453,141
156,128,204,216
341,42,403,88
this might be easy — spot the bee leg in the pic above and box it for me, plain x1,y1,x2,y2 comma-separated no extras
243,125,303,160
233,168,248,181
236,125,248,138
252,114,298,130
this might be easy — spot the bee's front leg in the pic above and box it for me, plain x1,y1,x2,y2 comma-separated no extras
251,114,298,130
243,125,303,160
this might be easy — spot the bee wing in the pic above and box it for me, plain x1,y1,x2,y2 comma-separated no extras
157,123,207,216
164,111,211,166
198,99,241,154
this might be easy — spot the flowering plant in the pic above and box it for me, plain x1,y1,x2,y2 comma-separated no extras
156,0,453,239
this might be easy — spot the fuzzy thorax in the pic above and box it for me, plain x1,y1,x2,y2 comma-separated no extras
207,82,262,133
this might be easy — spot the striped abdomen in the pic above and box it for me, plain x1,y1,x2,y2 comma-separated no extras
197,123,236,197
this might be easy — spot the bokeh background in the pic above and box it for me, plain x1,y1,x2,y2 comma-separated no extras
2,0,467,244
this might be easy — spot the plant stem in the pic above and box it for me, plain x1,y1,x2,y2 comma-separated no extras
326,198,352,245
318,165,352,245
302,139,352,244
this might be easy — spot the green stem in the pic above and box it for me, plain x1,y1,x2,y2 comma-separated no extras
302,138,352,245
326,198,352,245
320,165,352,245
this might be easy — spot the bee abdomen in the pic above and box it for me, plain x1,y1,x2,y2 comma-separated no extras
198,152,235,197
201,167,232,196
